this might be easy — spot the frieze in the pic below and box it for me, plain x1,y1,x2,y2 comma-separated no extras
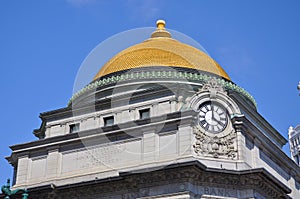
24,165,288,199
75,144,125,169
61,140,142,174
69,71,256,108
203,186,234,197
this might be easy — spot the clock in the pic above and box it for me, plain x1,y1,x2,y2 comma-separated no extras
198,102,228,133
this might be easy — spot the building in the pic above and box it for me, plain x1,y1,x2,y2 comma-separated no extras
2,20,300,199
288,84,300,166
289,126,300,166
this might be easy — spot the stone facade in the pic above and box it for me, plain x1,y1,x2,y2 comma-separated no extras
4,77,300,198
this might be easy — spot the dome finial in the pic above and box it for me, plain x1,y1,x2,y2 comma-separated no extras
156,19,166,29
151,19,171,38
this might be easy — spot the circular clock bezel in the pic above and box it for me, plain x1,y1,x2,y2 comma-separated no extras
197,101,228,134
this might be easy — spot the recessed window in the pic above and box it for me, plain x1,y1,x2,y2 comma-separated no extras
104,116,114,126
69,123,80,133
139,108,150,119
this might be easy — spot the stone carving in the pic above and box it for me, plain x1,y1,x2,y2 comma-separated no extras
187,77,239,159
25,165,287,199
199,77,226,94
193,125,237,159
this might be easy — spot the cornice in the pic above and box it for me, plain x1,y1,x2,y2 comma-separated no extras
16,161,291,199
237,115,300,183
68,69,256,108
8,110,194,155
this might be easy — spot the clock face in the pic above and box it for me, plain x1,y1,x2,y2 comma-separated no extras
198,102,228,133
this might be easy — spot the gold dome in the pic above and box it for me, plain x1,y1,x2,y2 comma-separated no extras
93,20,230,80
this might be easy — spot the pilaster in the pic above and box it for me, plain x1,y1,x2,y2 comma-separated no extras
170,97,177,112
46,147,61,179
253,138,261,168
15,153,30,185
178,124,192,156
151,102,159,117
232,115,245,161
143,130,157,162
115,111,122,123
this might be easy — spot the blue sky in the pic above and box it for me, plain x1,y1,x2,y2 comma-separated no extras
1,1,300,185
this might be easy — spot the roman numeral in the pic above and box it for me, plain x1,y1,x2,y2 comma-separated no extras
199,111,206,116
204,124,209,130
200,120,207,126
201,107,207,113
214,126,219,132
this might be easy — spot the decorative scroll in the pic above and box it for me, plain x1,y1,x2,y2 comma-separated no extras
193,125,237,159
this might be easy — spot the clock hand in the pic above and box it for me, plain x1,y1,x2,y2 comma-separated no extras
216,119,224,126
211,105,215,120
211,105,219,123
